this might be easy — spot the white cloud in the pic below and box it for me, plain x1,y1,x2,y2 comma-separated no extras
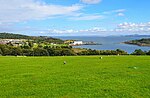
48,22,150,34
71,14,104,20
103,9,126,14
114,9,126,13
116,22,150,32
48,27,107,34
118,22,150,29
81,0,102,4
103,9,126,17
117,13,125,16
2,22,150,35
48,29,79,34
0,0,83,24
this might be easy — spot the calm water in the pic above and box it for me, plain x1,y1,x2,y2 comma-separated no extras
55,36,150,53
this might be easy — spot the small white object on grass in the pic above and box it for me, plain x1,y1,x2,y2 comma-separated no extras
63,61,66,64
100,57,103,59
133,67,137,69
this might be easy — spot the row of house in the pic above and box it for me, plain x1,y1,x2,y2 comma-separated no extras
0,39,26,46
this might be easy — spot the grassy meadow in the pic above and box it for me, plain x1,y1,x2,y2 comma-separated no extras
0,56,150,98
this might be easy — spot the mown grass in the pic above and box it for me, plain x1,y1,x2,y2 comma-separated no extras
0,56,150,98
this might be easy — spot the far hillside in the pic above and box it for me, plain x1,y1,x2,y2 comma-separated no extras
0,33,64,44
0,33,30,39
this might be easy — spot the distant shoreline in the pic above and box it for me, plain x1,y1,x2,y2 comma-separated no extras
123,42,150,47
69,43,102,46
123,38,150,47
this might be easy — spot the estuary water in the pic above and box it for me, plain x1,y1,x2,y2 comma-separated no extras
55,36,150,53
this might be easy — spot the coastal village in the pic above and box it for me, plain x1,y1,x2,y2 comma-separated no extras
0,39,60,47
0,38,99,47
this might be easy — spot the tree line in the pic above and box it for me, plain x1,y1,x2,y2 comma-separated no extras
0,44,74,56
0,44,150,56
77,49,150,55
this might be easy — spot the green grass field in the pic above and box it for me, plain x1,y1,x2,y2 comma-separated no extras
0,56,150,98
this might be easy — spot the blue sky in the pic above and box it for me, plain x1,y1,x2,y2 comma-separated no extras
0,0,150,36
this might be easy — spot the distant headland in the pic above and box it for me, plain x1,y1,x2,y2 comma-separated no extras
123,38,150,47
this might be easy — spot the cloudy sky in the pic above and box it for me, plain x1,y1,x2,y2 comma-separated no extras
0,0,150,36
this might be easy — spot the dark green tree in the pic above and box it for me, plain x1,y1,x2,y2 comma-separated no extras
10,47,22,56
61,49,75,56
146,50,150,55
22,49,34,56
131,49,146,55
116,49,128,55
33,48,49,56
0,49,3,55
53,49,62,56
2,47,11,56
28,41,33,48
47,48,55,56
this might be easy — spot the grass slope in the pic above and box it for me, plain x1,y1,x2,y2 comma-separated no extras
0,56,150,98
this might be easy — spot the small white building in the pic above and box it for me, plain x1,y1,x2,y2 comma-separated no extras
70,40,83,45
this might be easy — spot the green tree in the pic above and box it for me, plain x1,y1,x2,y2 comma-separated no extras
146,50,150,55
53,49,62,56
61,49,75,56
46,48,55,56
131,49,146,55
10,47,22,56
22,49,34,56
116,49,128,55
0,49,3,55
21,45,30,49
3,47,11,55
28,41,33,48
33,48,49,56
